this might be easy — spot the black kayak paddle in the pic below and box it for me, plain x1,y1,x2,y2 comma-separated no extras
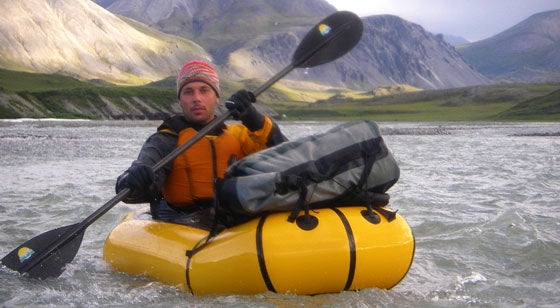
1,11,363,279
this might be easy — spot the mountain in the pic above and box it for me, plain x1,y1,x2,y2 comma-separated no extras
94,0,489,90
223,14,490,90
1,0,489,91
0,0,210,85
458,9,560,83
94,0,335,62
333,15,488,90
442,34,470,46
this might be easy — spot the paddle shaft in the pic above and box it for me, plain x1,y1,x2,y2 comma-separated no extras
14,108,231,274
78,16,354,233
79,57,311,229
12,62,296,274
3,10,364,278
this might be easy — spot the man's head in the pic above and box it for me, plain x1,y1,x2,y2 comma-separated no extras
176,60,220,98
176,60,220,125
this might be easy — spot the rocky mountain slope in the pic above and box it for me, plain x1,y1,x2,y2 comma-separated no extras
0,0,210,85
458,9,560,83
94,0,489,90
95,0,335,57
331,15,489,90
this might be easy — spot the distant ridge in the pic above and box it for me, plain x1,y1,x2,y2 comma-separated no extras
442,34,470,46
458,9,560,83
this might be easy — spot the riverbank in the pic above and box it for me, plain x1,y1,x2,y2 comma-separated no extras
1,69,559,121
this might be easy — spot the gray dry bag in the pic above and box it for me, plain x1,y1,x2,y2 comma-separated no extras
217,120,400,221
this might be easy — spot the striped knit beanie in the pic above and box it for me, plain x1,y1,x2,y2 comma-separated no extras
176,60,220,98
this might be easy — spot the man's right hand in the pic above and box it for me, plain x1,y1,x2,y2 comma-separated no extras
117,164,155,193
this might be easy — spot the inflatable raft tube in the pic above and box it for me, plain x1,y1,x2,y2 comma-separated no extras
103,206,414,295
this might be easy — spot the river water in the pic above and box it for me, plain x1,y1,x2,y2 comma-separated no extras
0,119,558,307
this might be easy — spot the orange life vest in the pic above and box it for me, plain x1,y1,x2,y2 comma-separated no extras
162,118,274,208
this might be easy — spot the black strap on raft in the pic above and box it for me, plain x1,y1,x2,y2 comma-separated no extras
185,228,220,259
361,150,397,223
184,181,227,294
184,216,223,293
326,146,398,223
275,174,319,229
277,144,398,225
185,183,226,259
278,175,307,223
362,200,397,224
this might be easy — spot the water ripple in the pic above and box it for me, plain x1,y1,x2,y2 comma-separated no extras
1,121,559,307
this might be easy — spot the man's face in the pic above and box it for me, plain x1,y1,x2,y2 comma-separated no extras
178,81,218,124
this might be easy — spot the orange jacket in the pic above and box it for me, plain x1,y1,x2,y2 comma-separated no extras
162,116,277,208
117,115,286,205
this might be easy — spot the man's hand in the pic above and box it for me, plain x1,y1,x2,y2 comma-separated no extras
116,164,155,193
225,90,264,131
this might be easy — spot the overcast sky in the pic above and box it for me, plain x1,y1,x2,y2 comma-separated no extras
326,0,560,42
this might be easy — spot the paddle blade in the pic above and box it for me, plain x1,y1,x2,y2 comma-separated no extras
292,11,363,68
1,223,84,279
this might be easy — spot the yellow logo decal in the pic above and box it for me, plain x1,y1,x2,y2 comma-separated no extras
18,247,34,263
318,24,332,36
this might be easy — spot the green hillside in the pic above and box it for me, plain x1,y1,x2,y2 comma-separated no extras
1,69,559,121
495,89,560,121
280,83,560,121
0,69,90,92
0,69,176,119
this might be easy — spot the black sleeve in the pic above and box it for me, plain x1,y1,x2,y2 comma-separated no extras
116,131,177,203
267,120,289,147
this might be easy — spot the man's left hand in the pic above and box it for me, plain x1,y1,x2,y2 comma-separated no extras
225,90,264,131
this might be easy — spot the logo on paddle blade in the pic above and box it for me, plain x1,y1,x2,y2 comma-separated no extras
318,24,331,36
18,247,34,263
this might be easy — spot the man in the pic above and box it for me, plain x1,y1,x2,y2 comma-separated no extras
115,60,286,224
